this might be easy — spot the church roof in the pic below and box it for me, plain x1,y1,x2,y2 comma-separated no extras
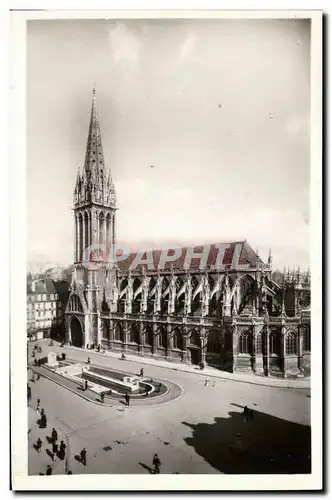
117,240,264,272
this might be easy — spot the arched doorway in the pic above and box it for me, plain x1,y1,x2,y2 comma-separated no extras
71,317,83,347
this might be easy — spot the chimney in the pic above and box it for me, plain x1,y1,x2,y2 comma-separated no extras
31,281,36,292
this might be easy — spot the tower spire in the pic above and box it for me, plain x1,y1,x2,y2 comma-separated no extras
74,88,116,208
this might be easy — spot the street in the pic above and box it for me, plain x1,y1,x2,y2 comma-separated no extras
28,342,311,475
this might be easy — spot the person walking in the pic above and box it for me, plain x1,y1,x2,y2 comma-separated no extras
35,437,42,452
80,448,87,466
40,409,47,428
59,441,66,461
140,368,144,377
27,384,31,406
36,399,41,416
45,465,52,475
52,441,58,460
152,454,161,474
87,357,91,364
125,393,130,406
51,428,58,444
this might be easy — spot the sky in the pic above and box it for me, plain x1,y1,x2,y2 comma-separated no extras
27,18,311,272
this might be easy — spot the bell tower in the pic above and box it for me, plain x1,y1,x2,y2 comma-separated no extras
73,88,117,263
67,89,117,347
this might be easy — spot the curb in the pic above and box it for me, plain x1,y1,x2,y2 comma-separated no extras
29,367,114,408
29,365,184,409
65,346,310,390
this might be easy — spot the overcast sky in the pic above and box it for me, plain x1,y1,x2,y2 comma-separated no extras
27,18,310,271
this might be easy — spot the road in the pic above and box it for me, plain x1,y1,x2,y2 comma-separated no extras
28,341,311,475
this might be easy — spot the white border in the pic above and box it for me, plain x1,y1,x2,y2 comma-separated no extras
10,8,322,492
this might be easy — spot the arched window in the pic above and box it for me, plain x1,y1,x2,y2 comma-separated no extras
114,322,122,341
238,331,252,354
189,330,200,346
269,331,280,355
147,278,156,314
286,332,297,355
130,323,140,344
207,330,220,353
303,326,311,352
145,325,153,346
173,328,182,350
159,327,167,348
132,279,142,314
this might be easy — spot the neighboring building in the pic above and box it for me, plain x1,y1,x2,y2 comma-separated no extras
65,90,311,378
27,279,69,341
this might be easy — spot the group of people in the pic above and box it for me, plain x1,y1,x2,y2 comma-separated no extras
50,428,67,461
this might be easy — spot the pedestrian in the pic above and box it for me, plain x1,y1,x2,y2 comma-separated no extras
152,453,161,474
85,380,88,391
27,384,31,405
59,440,66,460
87,357,91,364
36,373,40,381
140,368,144,377
100,392,105,403
243,406,249,423
97,344,100,352
52,441,58,460
40,410,47,428
45,465,52,475
80,448,87,466
38,359,41,367
36,400,41,416
51,428,58,444
86,344,89,350
36,437,42,452
204,379,209,386
34,358,37,366
125,393,130,406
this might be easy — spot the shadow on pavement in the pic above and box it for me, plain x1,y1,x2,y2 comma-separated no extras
138,462,153,474
183,408,311,474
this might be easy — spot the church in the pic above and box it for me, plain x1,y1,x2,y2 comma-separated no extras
65,90,311,378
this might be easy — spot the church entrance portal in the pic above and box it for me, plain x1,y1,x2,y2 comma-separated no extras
71,317,83,347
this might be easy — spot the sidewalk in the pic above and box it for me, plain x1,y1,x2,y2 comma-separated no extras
28,400,68,476
63,344,310,390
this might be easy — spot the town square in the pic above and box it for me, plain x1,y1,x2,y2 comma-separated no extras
27,340,310,475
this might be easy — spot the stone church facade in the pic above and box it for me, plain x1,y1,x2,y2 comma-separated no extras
65,91,311,378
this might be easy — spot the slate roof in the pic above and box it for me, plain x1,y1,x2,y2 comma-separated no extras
117,240,264,272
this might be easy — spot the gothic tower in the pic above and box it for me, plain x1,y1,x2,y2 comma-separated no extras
74,88,117,262
66,89,117,347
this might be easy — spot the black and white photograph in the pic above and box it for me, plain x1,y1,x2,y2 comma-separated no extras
10,9,322,491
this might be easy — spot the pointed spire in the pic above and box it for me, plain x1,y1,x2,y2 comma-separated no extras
74,88,116,208
84,87,104,176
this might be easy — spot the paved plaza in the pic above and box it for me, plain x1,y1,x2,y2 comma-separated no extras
28,342,311,475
